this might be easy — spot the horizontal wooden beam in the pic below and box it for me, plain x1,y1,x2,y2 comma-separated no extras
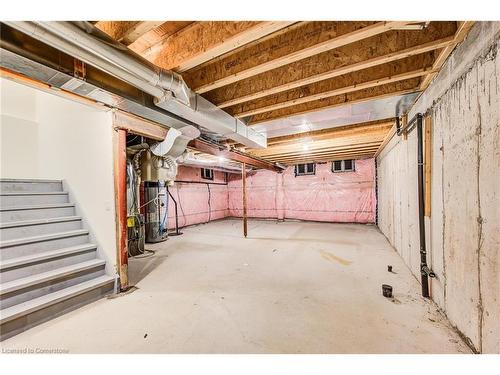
271,148,379,159
374,122,397,158
207,22,458,108
95,21,162,46
120,21,164,45
270,151,378,164
419,21,475,90
267,119,394,147
271,147,380,161
188,21,409,93
252,126,390,158
233,66,433,118
112,110,168,140
150,21,295,72
259,142,382,159
188,139,282,172
255,137,385,159
249,78,421,125
95,21,140,42
129,21,194,54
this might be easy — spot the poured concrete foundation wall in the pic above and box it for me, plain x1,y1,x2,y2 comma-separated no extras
0,77,117,275
377,22,499,353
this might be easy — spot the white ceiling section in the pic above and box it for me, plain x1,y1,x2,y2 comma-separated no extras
251,92,420,138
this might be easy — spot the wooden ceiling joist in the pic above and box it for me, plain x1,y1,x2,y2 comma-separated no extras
119,21,164,45
186,21,410,93
230,56,435,118
149,21,296,72
95,21,163,46
266,119,394,147
270,151,379,164
270,148,381,162
271,146,380,158
418,21,475,90
249,78,420,125
248,118,394,164
253,136,386,159
94,20,472,167
259,142,383,159
205,22,458,108
128,21,194,54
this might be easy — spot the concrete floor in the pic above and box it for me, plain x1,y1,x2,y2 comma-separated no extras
1,219,470,353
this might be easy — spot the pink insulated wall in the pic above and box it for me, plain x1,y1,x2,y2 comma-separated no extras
166,166,229,229
228,158,376,223
167,158,376,229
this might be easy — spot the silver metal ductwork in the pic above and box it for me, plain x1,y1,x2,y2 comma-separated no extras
3,21,267,149
177,152,253,175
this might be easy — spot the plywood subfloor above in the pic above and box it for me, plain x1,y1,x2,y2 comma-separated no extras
94,21,474,164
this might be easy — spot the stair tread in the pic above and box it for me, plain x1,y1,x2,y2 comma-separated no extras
0,243,97,270
0,179,62,183
0,274,114,324
0,203,74,212
0,258,106,295
0,229,88,248
0,192,68,196
0,216,82,229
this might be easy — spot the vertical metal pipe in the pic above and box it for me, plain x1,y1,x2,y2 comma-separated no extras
242,162,248,238
416,114,430,298
166,186,181,235
113,128,128,291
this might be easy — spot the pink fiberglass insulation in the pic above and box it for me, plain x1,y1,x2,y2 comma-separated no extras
167,166,229,229
227,158,376,223
167,158,376,228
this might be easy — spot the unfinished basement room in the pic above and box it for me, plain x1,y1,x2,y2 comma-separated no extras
0,3,499,368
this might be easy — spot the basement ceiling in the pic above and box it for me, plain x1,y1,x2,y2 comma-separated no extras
96,20,474,165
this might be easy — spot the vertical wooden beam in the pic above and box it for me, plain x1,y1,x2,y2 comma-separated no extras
113,127,128,290
424,116,432,217
242,162,248,238
402,114,408,141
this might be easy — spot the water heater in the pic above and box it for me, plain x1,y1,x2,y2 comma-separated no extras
143,180,169,243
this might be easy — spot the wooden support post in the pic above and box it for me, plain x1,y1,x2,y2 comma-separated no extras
242,162,248,238
113,127,129,291
424,116,432,217
402,114,408,140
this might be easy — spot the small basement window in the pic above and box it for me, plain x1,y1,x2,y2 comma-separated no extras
201,168,214,180
332,159,355,173
295,163,316,176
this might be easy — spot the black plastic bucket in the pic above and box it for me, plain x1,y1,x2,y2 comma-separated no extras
382,284,393,298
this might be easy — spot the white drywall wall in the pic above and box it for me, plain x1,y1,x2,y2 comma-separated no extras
0,77,117,276
377,22,499,353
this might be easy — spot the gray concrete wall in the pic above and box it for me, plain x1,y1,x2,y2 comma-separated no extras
377,22,499,353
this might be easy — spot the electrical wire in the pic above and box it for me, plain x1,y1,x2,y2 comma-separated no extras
139,193,163,209
206,183,212,223
176,183,187,228
159,185,168,236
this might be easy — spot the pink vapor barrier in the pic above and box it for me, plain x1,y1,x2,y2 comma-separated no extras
166,166,229,229
227,158,376,223
167,158,376,229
